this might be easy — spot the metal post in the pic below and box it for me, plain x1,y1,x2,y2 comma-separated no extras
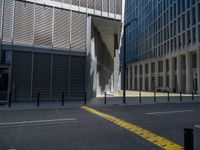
180,92,182,101
62,92,64,106
104,92,107,104
8,91,11,107
154,91,156,103
37,92,40,107
84,92,87,105
123,26,127,104
167,91,170,102
139,91,141,103
184,128,194,150
192,91,194,101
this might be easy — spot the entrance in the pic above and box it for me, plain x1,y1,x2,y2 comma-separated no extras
0,68,9,101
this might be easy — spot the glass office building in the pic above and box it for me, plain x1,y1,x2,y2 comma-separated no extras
0,0,122,102
125,0,200,94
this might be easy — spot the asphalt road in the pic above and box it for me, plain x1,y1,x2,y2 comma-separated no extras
0,102,200,150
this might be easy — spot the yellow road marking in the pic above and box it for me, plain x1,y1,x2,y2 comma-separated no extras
81,106,183,150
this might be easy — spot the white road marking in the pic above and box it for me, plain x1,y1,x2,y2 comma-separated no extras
0,118,76,126
193,125,200,129
146,109,195,115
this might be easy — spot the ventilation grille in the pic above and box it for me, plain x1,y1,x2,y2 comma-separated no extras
34,4,53,47
2,0,14,43
53,8,70,50
12,51,32,101
13,1,34,45
96,0,102,11
71,12,86,52
102,0,108,12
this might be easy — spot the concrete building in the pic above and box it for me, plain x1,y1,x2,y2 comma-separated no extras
0,0,122,102
125,0,200,94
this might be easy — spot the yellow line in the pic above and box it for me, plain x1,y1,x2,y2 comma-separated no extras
81,106,183,150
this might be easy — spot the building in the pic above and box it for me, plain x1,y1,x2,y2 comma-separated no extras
0,0,122,102
125,0,200,94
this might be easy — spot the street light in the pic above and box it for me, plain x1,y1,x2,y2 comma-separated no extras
123,19,137,104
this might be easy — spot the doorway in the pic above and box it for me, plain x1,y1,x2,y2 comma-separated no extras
0,68,9,101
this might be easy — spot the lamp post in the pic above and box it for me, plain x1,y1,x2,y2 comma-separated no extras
123,19,137,104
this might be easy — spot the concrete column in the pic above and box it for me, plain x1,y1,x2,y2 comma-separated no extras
155,61,159,91
163,59,167,90
197,48,200,94
137,64,140,90
142,63,145,90
177,55,183,92
132,65,135,90
148,62,152,91
186,52,193,93
169,57,175,92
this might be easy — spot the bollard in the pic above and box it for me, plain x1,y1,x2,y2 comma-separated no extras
37,92,40,107
8,91,11,107
104,92,107,104
184,128,194,150
154,91,156,103
192,91,194,101
61,92,64,106
180,92,182,101
84,92,87,105
139,91,141,103
167,91,170,102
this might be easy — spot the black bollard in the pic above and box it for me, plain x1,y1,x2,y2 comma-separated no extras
180,92,182,101
62,92,64,106
104,92,107,104
84,92,87,105
192,91,194,101
167,91,170,102
37,92,40,107
8,91,11,107
184,128,194,150
154,91,156,103
139,91,141,103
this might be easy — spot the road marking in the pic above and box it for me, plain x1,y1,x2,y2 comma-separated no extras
0,118,76,126
81,106,183,150
193,125,200,129
146,109,195,115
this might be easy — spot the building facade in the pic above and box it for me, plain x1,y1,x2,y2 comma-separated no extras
0,0,122,102
125,0,200,94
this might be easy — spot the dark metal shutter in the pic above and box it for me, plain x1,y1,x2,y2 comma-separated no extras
70,56,85,100
116,0,121,14
96,0,102,11
72,0,79,6
12,51,32,101
103,0,109,12
80,0,87,7
53,8,70,50
71,12,86,52
109,0,114,13
34,4,53,48
32,53,51,101
13,1,34,45
88,0,94,9
2,0,14,43
52,54,69,101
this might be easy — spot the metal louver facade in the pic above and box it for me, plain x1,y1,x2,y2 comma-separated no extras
0,0,122,102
